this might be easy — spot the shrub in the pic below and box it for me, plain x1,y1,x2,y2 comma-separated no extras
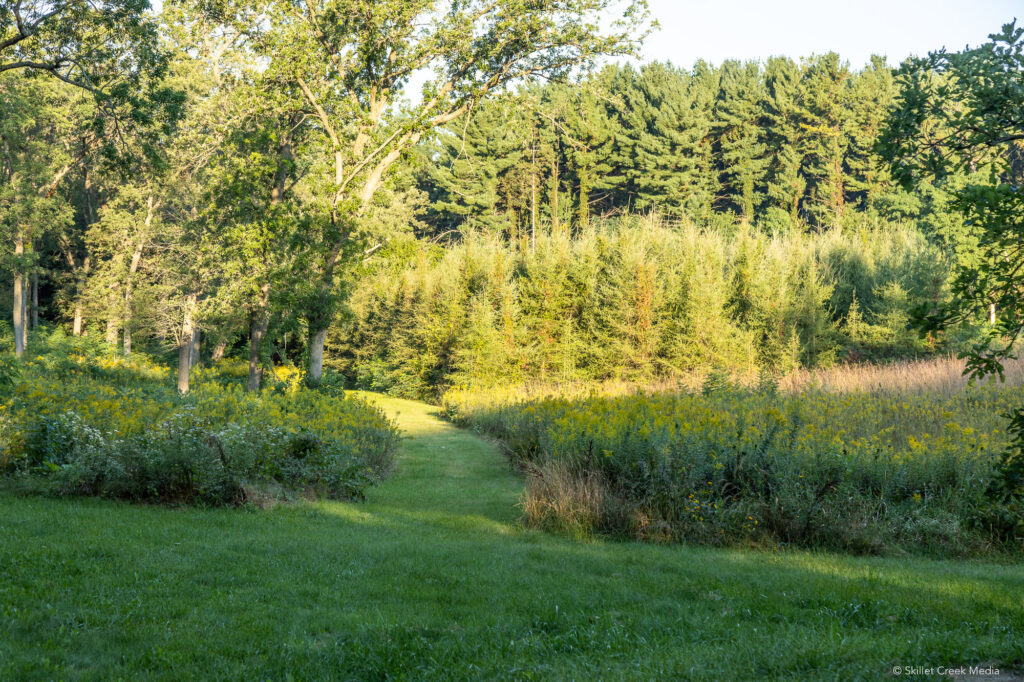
2,346,400,506
447,379,1024,556
0,352,17,390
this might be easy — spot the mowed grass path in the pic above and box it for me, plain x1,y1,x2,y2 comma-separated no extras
1,394,1023,680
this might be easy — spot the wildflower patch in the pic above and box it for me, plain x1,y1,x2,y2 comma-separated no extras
446,382,1024,556
0,347,399,506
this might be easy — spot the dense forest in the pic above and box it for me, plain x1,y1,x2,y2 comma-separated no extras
422,57,946,234
1,2,1021,400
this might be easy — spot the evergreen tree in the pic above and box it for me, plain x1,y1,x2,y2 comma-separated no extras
606,62,717,218
844,56,897,214
429,100,528,236
798,53,852,229
762,56,807,229
715,60,769,222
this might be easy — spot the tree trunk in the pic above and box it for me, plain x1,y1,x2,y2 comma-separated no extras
577,166,590,232
122,301,132,355
71,255,89,337
247,316,268,392
550,153,559,236
247,283,271,392
530,144,537,253
106,313,119,347
177,295,196,395
990,303,997,326
72,304,84,337
20,280,27,350
123,234,145,356
30,271,38,328
190,328,201,367
12,233,24,357
308,327,328,385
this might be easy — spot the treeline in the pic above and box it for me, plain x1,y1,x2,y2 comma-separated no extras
419,56,974,240
333,217,960,399
0,0,652,391
2,1,1018,395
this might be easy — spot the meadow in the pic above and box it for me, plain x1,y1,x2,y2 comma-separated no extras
4,1,1024,677
444,357,1024,556
2,395,1022,680
1,339,1023,677
0,330,399,505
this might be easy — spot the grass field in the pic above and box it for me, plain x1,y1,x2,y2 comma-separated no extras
2,394,1022,680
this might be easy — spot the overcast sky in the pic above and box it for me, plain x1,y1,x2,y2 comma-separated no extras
639,0,1021,69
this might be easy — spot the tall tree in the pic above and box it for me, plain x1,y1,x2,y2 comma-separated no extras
1,75,87,355
2,0,176,356
715,60,768,221
608,62,717,218
844,55,896,213
885,20,1024,378
884,21,1024,503
429,99,528,235
762,56,806,228
187,0,651,384
798,53,853,229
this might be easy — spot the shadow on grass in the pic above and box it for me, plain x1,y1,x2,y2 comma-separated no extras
3,388,1023,680
2,491,1022,680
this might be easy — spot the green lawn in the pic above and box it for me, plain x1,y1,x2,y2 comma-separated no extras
1,394,1022,680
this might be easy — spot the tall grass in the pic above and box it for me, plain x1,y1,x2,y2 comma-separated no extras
443,355,1024,410
780,355,1024,395
445,362,1024,556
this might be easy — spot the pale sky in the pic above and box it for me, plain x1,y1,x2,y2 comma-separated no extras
640,0,1021,69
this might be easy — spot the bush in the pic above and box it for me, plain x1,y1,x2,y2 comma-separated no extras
0,352,17,390
2,345,400,506
446,380,1024,556
18,411,375,504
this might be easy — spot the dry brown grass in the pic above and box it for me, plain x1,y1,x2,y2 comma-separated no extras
520,462,606,539
450,356,1024,412
779,355,1024,396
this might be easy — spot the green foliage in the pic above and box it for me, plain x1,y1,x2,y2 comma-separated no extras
1,337,399,505
424,53,909,235
0,336,15,389
0,0,165,96
2,396,1023,679
20,410,373,504
884,20,1024,379
447,382,1024,554
882,23,1024,540
339,217,956,399
0,354,13,385
979,407,1024,540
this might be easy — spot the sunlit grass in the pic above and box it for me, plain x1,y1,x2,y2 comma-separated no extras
1,395,1022,680
445,373,1024,553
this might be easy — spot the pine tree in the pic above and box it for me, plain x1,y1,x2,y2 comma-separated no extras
762,56,807,229
715,61,769,222
798,54,852,229
845,56,898,214
428,100,528,236
606,62,718,218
